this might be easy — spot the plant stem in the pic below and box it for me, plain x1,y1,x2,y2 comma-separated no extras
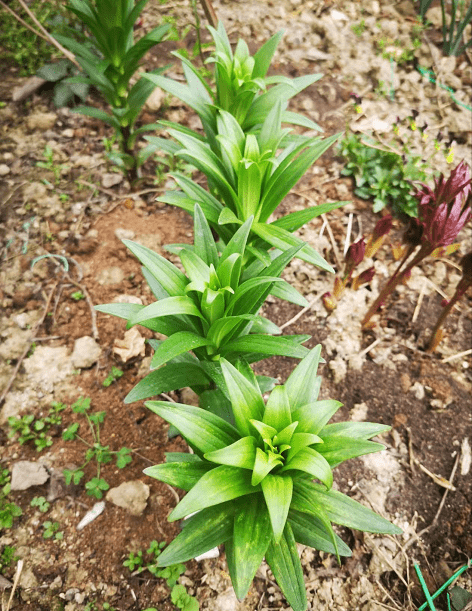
426,277,471,351
362,243,433,327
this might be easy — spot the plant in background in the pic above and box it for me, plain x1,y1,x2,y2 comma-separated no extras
322,216,394,313
0,546,18,575
53,0,171,183
0,470,22,529
144,23,344,264
62,396,132,498
144,346,401,611
123,540,199,610
362,160,472,328
96,204,315,411
37,58,89,107
418,0,472,55
42,520,63,539
30,496,51,513
338,129,431,217
8,401,66,451
427,250,472,351
102,366,124,387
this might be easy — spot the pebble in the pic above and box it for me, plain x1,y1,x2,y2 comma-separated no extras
71,336,102,369
0,163,10,176
62,128,74,138
400,373,411,393
11,461,50,491
115,227,135,241
101,173,123,188
113,294,143,305
409,381,425,400
26,112,57,131
96,266,125,286
106,480,150,516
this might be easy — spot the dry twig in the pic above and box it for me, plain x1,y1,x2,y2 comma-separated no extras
279,294,322,331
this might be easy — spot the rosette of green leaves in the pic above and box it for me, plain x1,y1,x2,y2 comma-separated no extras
96,204,311,404
53,0,171,179
144,345,402,611
157,104,344,270
143,22,323,150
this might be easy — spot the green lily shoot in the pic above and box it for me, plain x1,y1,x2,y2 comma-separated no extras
144,345,402,611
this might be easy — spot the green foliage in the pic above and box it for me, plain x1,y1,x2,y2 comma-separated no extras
54,0,171,181
0,470,22,529
102,366,124,387
0,546,18,573
96,204,313,404
71,290,85,301
37,58,89,107
8,401,66,451
351,20,366,36
338,131,431,217
0,0,70,75
42,520,63,540
145,346,401,611
418,0,472,55
123,541,199,610
36,145,68,185
30,496,50,513
62,396,132,498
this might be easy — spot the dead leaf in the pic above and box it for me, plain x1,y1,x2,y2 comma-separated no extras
113,327,146,363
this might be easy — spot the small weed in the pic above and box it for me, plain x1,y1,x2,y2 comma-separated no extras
351,20,366,37
42,520,63,540
123,542,199,610
102,367,124,387
0,546,18,573
0,470,22,529
62,396,132,499
71,290,85,301
36,145,68,184
8,401,66,451
31,496,50,513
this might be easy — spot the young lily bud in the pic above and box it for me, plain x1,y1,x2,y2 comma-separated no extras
344,238,366,278
352,267,375,290
365,215,392,258
322,291,337,312
332,276,347,300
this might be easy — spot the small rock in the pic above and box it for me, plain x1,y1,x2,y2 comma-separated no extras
410,382,425,400
0,164,10,176
350,402,368,421
180,388,199,406
145,87,166,111
328,356,347,384
27,112,57,131
400,373,411,393
113,294,143,305
461,438,471,476
195,546,220,561
11,461,49,491
115,227,135,241
74,155,94,168
134,234,162,252
96,266,125,285
23,181,48,202
106,480,150,516
101,173,123,188
71,336,102,369
12,76,47,102
23,346,73,392
76,501,105,530
62,128,74,138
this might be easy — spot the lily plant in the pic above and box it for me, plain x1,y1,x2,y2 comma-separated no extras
144,345,402,611
55,0,171,182
96,204,311,408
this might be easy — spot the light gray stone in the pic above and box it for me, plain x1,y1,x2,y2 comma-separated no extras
23,346,73,392
106,480,150,516
114,227,135,241
71,336,102,369
144,87,166,111
26,112,57,131
0,164,10,176
12,76,47,102
11,461,49,490
101,173,123,188
96,266,125,286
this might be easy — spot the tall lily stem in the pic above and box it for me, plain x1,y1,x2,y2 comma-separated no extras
362,243,433,327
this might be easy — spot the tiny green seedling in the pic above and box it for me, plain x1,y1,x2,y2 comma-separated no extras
8,401,66,451
123,541,199,609
0,470,22,530
36,145,67,185
30,496,50,513
42,520,63,540
62,396,132,499
0,546,18,574
71,290,85,301
102,367,124,387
